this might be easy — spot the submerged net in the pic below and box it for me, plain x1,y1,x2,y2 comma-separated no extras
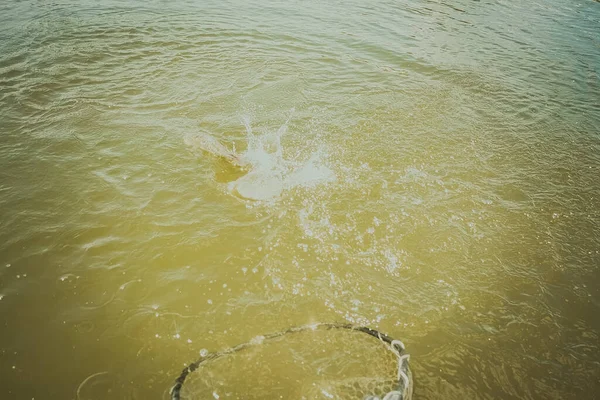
170,323,412,400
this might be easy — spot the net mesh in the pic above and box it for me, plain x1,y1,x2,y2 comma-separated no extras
171,324,412,400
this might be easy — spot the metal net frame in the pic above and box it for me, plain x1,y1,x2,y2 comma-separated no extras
170,322,412,400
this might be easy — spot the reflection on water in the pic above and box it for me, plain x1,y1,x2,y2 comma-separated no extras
0,0,599,399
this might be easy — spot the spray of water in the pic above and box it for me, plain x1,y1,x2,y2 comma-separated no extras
187,112,335,201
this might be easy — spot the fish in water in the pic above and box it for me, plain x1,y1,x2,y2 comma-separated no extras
185,124,334,201
185,131,287,200
184,132,248,168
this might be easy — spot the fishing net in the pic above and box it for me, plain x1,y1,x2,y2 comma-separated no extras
170,323,412,400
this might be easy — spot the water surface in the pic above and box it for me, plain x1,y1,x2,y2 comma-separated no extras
1,0,599,399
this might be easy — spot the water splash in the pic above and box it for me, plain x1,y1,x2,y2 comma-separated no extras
184,131,246,168
230,113,335,200
186,112,335,201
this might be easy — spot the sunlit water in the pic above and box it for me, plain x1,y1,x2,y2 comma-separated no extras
1,0,599,399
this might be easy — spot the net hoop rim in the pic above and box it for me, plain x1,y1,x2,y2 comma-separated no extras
170,322,412,400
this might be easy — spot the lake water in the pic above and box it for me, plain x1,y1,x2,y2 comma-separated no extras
0,0,599,399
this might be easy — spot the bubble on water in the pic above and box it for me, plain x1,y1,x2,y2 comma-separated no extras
298,243,309,252
200,349,209,357
384,250,399,274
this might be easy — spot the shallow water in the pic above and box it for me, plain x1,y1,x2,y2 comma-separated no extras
1,0,599,399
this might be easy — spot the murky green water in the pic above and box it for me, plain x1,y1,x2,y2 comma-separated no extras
1,0,599,398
